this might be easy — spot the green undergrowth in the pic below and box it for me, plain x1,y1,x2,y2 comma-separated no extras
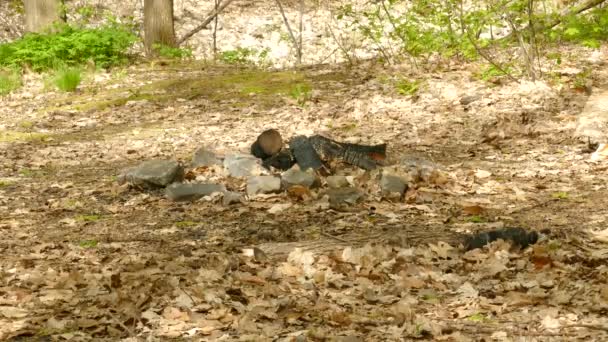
0,23,137,72
0,21,136,95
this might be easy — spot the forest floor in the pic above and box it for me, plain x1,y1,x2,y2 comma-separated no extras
1,56,608,341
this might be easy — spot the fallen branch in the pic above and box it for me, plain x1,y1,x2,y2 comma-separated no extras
177,0,236,46
564,323,608,333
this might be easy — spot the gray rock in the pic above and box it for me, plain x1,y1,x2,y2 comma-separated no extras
247,176,281,195
381,173,408,197
224,154,263,177
165,183,225,201
326,175,349,188
460,94,482,105
399,157,439,183
223,191,243,205
192,147,222,167
119,160,183,188
327,187,363,207
281,167,316,188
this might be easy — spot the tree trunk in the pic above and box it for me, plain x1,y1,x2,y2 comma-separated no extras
23,0,66,33
144,0,176,56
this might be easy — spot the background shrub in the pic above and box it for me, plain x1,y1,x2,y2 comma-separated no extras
0,23,137,72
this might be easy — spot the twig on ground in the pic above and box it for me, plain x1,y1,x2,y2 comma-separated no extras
177,0,236,45
564,323,608,333
108,310,136,337
320,230,350,243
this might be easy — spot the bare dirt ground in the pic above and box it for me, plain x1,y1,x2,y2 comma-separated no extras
2,58,608,341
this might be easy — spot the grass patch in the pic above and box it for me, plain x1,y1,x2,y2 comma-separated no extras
0,131,51,143
395,78,420,96
175,221,199,228
420,292,440,304
114,69,308,110
53,67,82,92
153,44,192,59
0,180,15,187
0,68,22,95
547,240,561,250
467,313,488,322
467,215,486,223
44,66,359,113
289,83,312,107
78,240,98,248
75,214,101,222
62,199,82,210
551,191,569,199
47,68,306,112
18,168,47,178
18,120,35,129
339,122,358,131
218,47,269,66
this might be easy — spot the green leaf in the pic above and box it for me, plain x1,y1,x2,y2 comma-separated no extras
564,27,580,37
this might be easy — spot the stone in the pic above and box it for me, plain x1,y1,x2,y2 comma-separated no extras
224,154,264,177
381,173,408,197
192,147,222,167
399,157,439,183
327,187,363,208
118,160,183,188
281,166,316,188
223,191,243,205
326,175,349,188
247,176,281,195
165,183,225,202
460,94,482,105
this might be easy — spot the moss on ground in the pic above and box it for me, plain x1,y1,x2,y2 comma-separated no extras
0,131,51,142
40,62,361,113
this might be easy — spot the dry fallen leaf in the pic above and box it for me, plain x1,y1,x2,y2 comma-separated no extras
287,185,312,201
462,204,484,215
589,228,608,243
268,203,292,214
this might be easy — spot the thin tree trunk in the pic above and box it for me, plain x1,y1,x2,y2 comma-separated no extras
23,0,65,33
213,0,220,59
275,0,302,65
143,0,176,56
297,0,304,65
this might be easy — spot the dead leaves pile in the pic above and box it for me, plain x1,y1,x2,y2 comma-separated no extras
2,232,608,340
